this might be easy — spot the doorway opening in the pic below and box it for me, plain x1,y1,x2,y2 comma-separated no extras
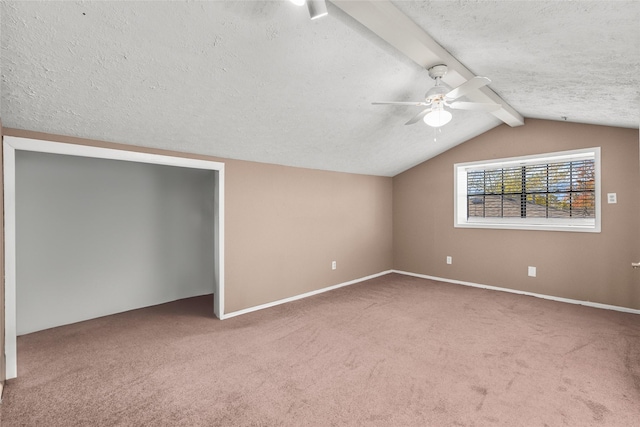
3,136,225,379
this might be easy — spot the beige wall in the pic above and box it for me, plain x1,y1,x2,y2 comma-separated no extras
225,159,393,311
2,128,393,316
394,119,640,310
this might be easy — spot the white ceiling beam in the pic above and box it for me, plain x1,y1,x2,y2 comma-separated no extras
330,0,524,127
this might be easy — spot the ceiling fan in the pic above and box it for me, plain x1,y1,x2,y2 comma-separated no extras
373,64,501,127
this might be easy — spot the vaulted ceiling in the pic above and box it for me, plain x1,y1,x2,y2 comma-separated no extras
1,1,638,176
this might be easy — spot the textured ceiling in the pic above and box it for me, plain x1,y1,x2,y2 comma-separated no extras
394,0,640,129
1,1,638,177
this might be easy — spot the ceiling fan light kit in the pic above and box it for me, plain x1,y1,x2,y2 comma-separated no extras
424,108,452,127
373,64,501,128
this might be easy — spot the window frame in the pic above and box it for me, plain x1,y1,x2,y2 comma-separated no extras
454,147,601,233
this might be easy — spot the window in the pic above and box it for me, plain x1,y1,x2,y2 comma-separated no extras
454,148,600,232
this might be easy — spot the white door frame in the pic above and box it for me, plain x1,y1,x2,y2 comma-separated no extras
3,136,225,379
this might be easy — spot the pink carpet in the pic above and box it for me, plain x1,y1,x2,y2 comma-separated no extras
1,273,639,426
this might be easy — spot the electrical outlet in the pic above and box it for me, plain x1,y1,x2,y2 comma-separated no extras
332,261,336,270
528,266,537,277
607,193,617,204
446,256,452,265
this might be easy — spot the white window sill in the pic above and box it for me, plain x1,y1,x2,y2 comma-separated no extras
454,221,600,233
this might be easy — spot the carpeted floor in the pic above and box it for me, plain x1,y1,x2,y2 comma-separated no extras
1,273,639,426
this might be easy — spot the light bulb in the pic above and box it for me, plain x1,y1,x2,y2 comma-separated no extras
289,0,306,6
423,109,452,127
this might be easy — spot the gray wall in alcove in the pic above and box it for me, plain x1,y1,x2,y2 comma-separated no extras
16,150,215,334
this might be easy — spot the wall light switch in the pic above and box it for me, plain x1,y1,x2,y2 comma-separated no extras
607,193,617,204
528,266,537,277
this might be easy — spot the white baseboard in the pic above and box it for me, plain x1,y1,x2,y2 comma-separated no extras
221,270,394,319
393,270,640,315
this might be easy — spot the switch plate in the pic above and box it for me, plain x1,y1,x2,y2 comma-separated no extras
607,193,617,204
528,266,536,277
446,256,452,265
331,261,336,270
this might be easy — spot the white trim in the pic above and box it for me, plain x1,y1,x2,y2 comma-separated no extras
214,167,225,319
393,270,640,315
459,148,598,171
4,136,221,171
3,142,17,379
454,147,601,233
3,136,226,379
221,270,394,319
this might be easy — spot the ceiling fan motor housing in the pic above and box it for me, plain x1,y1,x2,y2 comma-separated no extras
425,85,448,102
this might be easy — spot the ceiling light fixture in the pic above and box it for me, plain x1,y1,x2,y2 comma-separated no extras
423,106,452,128
289,0,328,20
307,0,328,20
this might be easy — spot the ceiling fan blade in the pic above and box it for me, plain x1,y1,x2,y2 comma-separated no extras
449,101,501,112
372,101,429,107
445,76,491,100
405,109,431,125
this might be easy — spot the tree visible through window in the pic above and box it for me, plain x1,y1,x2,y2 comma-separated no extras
454,148,600,232
467,159,595,220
